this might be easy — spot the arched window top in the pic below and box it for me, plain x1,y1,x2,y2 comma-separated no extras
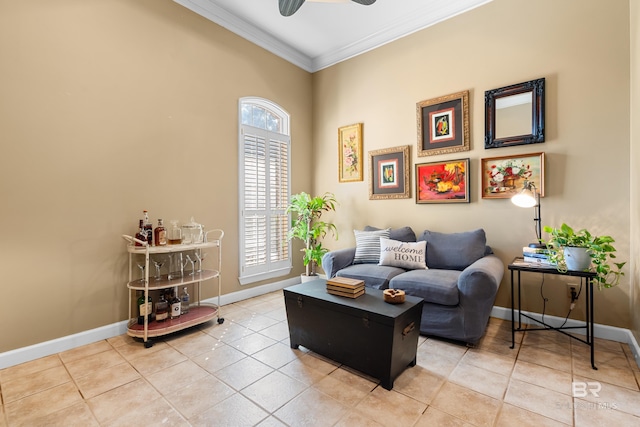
240,97,290,135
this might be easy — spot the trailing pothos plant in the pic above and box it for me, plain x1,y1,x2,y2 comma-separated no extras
286,192,338,277
542,223,626,290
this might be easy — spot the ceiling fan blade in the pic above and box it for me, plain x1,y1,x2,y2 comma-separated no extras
351,0,376,5
279,0,306,16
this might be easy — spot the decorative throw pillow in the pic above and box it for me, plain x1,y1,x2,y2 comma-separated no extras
418,229,486,270
353,228,390,264
364,225,416,242
379,237,427,270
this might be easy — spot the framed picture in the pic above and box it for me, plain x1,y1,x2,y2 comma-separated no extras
369,145,411,200
415,158,470,204
417,90,470,157
484,78,545,149
338,123,363,182
481,152,545,199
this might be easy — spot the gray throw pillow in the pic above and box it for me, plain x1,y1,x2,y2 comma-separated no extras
353,228,390,264
419,229,487,270
364,225,416,242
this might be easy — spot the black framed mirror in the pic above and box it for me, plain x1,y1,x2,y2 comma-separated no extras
484,78,545,149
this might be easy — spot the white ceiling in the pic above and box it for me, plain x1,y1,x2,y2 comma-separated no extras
173,0,492,72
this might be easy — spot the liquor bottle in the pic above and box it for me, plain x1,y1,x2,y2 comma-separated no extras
169,290,181,319
154,219,167,246
137,291,153,325
134,219,147,247
180,287,190,315
155,291,169,322
168,220,182,245
143,210,153,246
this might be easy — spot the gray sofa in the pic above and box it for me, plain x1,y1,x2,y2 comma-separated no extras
321,226,504,345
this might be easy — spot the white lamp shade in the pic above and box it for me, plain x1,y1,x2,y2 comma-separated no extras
511,190,537,208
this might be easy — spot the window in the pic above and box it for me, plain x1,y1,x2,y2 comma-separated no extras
238,98,291,284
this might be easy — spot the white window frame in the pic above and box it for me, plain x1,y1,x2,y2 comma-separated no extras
238,97,292,285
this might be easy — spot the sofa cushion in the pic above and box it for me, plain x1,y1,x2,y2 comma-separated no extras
390,269,460,306
336,264,405,290
378,237,427,270
418,229,486,270
353,228,390,264
364,225,416,242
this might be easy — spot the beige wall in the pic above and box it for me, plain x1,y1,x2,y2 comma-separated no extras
0,0,313,352
0,0,636,354
631,1,640,345
313,0,633,328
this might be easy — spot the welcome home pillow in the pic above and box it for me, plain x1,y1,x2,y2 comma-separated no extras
379,237,427,270
353,228,390,264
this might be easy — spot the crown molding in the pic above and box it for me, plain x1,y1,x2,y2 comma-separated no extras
311,0,492,71
174,0,314,71
174,0,492,73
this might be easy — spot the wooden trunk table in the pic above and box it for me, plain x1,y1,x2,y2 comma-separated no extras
283,280,423,390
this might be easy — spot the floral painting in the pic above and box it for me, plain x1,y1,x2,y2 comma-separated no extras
415,159,470,204
338,123,363,182
481,152,545,199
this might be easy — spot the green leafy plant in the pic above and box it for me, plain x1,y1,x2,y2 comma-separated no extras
286,192,338,277
542,223,626,290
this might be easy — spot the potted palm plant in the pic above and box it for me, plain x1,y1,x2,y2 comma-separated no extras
542,223,626,290
287,192,338,281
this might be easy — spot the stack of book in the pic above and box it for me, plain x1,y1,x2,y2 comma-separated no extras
522,246,556,266
326,277,365,298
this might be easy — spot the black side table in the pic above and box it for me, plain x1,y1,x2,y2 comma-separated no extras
508,257,598,369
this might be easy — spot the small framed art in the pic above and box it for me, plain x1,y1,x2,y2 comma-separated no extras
415,158,470,204
417,90,470,157
338,123,363,182
481,152,545,199
368,145,411,200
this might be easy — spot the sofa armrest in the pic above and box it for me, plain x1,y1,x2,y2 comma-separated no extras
321,247,356,278
457,255,504,306
452,254,504,344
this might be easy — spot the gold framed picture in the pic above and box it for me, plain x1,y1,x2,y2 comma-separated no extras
481,152,545,199
417,90,470,157
338,123,363,182
415,158,470,204
368,145,411,200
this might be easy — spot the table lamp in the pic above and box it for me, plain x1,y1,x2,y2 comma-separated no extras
511,180,545,248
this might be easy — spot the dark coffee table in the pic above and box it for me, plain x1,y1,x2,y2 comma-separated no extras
283,280,423,390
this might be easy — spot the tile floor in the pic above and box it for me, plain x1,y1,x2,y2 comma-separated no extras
0,290,639,426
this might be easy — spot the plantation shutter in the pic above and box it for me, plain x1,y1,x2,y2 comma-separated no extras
240,126,291,281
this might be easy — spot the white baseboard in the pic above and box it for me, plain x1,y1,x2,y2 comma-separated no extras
3,291,637,371
202,276,301,307
0,321,129,370
0,277,300,370
491,306,640,369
